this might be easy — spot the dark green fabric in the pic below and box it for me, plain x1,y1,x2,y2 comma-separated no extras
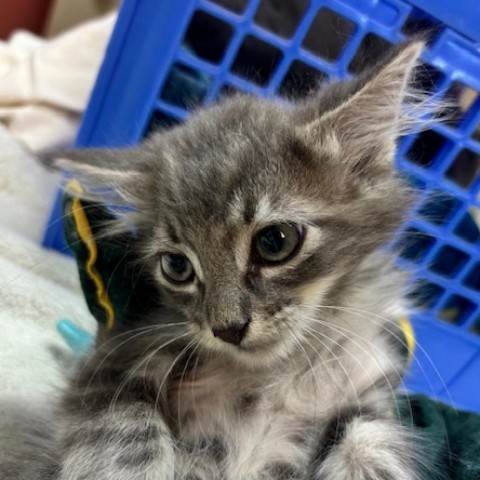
398,394,480,480
63,194,480,479
63,194,159,329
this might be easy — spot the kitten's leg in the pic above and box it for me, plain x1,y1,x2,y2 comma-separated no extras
311,410,422,480
57,396,174,480
57,347,176,480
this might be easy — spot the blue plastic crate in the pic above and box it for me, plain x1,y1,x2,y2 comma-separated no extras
43,0,480,411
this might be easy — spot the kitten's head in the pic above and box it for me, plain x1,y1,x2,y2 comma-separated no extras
57,42,425,367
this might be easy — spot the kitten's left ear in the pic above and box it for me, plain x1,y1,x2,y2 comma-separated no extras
47,147,153,208
297,41,425,171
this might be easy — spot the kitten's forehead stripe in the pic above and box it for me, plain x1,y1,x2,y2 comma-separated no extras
166,224,180,244
243,196,255,224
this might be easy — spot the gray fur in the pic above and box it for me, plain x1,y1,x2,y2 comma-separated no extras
2,42,440,479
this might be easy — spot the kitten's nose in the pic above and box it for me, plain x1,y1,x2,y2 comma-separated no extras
212,321,249,346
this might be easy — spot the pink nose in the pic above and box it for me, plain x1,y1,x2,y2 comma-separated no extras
212,322,249,346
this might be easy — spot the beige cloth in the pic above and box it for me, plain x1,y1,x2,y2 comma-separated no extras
0,13,116,152
0,124,59,243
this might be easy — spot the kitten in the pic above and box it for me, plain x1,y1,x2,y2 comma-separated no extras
3,41,436,480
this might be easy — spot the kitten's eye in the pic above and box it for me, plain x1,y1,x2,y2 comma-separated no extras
255,224,303,264
160,253,194,283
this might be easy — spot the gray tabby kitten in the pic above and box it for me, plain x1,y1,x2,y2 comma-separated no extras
4,41,434,480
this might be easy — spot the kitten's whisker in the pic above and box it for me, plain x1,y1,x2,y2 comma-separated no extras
104,251,131,294
190,346,210,441
331,305,452,421
339,305,451,399
297,303,453,408
82,324,188,403
108,331,181,413
278,325,308,379
287,325,321,406
284,325,323,415
299,323,374,414
74,325,151,382
304,315,405,387
42,202,108,235
108,331,191,414
177,342,201,436
305,329,368,420
153,338,196,412
86,322,188,366
301,319,403,420
138,330,182,386
188,344,211,445
302,306,418,422
75,324,173,408
124,261,149,308
299,310,415,424
298,303,435,382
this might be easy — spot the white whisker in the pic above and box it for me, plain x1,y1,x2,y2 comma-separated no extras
296,303,453,407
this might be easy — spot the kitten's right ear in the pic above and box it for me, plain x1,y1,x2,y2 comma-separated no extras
295,41,425,176
46,147,152,208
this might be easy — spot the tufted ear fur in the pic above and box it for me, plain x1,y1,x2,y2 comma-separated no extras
296,41,425,180
50,147,154,210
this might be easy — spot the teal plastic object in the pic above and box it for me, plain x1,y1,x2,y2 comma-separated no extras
57,319,94,356
43,0,480,412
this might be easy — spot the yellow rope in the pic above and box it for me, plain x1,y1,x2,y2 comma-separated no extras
399,316,415,360
68,180,115,330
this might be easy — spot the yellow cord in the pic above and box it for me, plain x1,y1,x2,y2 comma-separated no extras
399,316,415,360
68,180,115,330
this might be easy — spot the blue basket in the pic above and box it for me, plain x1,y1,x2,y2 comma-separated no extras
43,0,480,412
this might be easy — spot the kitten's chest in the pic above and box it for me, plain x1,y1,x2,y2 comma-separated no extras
167,363,333,476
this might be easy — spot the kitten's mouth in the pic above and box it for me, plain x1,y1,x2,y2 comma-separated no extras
238,338,277,352
221,336,284,363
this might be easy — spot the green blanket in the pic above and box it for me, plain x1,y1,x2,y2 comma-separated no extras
397,394,480,479
63,195,480,479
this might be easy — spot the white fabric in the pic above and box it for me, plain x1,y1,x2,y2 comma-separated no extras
0,227,96,402
0,225,96,463
0,124,96,389
0,105,95,456
0,13,115,426
0,13,116,152
0,124,59,243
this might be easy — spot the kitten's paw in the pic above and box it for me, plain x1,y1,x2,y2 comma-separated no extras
58,412,175,480
315,418,421,480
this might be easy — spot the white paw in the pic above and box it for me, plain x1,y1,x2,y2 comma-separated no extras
315,419,420,480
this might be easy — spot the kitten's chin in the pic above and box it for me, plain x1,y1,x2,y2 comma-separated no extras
216,337,294,370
